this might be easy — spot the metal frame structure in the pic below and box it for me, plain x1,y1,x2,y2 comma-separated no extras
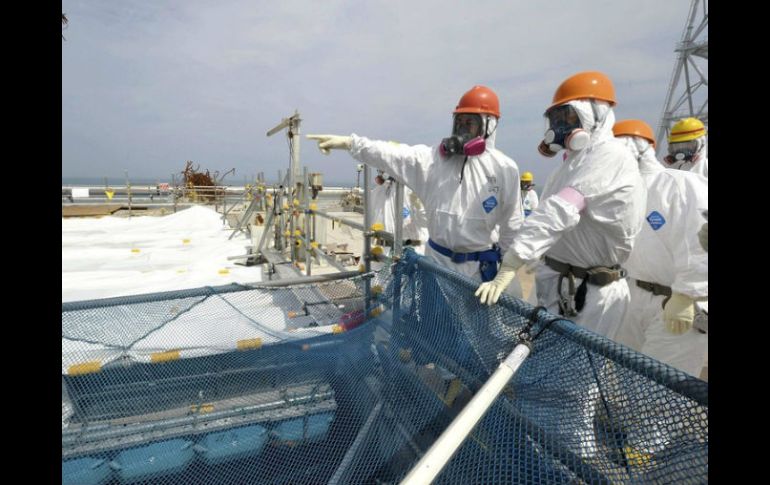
260,112,407,307
62,382,337,458
656,0,708,157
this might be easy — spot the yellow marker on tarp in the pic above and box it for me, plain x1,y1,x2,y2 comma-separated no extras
237,338,263,350
68,361,102,376
398,348,412,362
151,350,180,363
443,378,464,406
105,190,114,200
218,269,230,275
182,239,191,244
624,446,653,466
131,248,141,253
190,404,215,414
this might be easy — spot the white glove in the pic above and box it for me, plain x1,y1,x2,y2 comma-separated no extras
475,251,525,305
306,134,352,155
698,221,708,252
663,293,696,335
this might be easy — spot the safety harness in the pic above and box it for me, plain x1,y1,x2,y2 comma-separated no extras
544,256,627,317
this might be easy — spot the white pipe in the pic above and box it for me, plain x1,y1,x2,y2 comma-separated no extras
399,343,531,485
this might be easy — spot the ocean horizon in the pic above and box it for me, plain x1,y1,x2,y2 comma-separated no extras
62,176,360,187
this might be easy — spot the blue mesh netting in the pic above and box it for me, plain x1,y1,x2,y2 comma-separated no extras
62,249,707,484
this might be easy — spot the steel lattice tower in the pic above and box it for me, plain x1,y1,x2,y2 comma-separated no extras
656,0,708,157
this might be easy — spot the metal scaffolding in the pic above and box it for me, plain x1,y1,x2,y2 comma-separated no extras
259,111,407,288
656,0,708,157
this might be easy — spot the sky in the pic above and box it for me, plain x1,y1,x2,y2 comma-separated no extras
62,0,701,186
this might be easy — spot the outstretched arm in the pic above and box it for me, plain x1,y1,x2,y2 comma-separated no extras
307,133,434,199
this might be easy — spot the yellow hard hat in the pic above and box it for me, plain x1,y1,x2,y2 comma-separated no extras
521,171,534,183
668,117,706,143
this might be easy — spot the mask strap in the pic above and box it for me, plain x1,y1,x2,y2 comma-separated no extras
484,115,498,139
589,102,600,135
696,138,705,157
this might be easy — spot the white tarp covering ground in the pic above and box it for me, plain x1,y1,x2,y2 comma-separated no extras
62,206,342,376
61,289,339,375
62,206,262,302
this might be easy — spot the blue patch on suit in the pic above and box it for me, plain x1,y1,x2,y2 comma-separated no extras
402,207,410,219
482,196,498,214
646,211,666,230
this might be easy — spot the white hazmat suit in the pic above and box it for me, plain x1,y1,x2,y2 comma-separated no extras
616,136,708,377
344,116,524,282
476,97,647,460
505,100,646,338
368,177,430,256
522,189,539,216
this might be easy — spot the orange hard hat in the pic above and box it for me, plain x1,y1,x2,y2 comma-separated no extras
549,71,616,111
454,85,501,118
613,119,656,148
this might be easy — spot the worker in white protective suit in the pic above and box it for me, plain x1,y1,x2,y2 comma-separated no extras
612,119,708,377
368,170,430,257
307,85,525,285
663,117,708,179
612,119,708,464
520,171,539,217
476,71,645,338
474,72,646,459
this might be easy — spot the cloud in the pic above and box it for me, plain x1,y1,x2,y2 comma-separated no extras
63,0,699,185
